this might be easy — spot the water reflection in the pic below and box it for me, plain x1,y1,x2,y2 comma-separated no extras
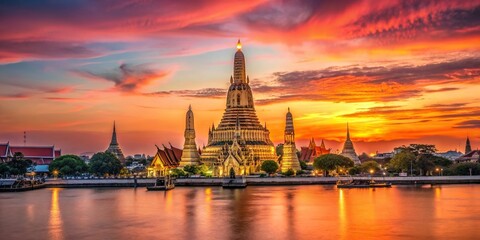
338,189,346,239
48,188,63,240
1,185,480,240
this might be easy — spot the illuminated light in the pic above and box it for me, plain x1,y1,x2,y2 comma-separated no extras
237,39,242,50
369,169,374,174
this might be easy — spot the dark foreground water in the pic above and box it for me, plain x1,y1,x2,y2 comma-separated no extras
1,185,480,240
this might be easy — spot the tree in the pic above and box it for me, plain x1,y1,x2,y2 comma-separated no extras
183,164,199,175
0,163,10,177
432,156,453,168
49,155,88,176
416,154,436,176
7,152,33,176
359,152,373,162
360,160,381,173
389,151,416,173
313,154,354,176
197,164,210,176
261,160,279,175
348,166,361,175
283,168,295,176
170,168,187,177
299,160,308,170
396,144,437,156
89,152,123,176
445,162,480,176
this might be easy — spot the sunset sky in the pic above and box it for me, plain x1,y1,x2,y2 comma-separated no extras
1,0,479,156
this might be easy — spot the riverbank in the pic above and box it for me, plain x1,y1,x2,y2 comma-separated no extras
42,175,480,188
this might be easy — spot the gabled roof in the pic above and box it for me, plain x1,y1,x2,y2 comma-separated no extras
456,150,480,161
151,144,182,168
10,145,55,158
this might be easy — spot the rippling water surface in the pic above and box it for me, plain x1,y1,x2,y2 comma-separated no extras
1,185,480,239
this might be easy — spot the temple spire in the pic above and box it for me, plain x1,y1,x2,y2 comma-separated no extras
233,39,246,84
180,105,200,166
281,107,300,172
341,122,360,165
111,121,118,145
346,122,350,140
466,136,472,154
320,139,326,149
106,121,125,163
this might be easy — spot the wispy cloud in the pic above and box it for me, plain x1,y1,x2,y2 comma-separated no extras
454,120,480,128
148,88,226,98
75,63,169,93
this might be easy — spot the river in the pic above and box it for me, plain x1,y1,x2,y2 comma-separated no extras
1,185,479,239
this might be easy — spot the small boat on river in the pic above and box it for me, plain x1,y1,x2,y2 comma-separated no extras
0,178,46,192
337,179,392,189
146,176,175,191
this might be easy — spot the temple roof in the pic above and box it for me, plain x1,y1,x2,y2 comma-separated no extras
10,146,56,158
152,144,183,168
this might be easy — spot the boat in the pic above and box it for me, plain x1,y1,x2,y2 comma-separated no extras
0,178,46,192
336,179,392,189
222,177,247,189
146,176,175,191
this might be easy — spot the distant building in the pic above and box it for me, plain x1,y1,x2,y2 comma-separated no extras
0,142,61,164
105,121,125,164
455,150,480,163
340,123,360,165
79,152,95,164
435,150,462,161
299,138,330,164
373,152,394,160
147,144,183,177
132,154,146,160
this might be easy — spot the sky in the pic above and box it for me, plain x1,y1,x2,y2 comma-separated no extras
0,0,479,156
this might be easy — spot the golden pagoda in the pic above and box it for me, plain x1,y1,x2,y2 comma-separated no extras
200,40,278,176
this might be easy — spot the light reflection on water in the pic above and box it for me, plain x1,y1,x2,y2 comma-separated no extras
1,185,480,240
48,188,63,240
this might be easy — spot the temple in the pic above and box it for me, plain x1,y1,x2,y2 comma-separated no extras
199,40,278,176
179,105,201,167
105,121,125,163
0,142,61,164
147,144,182,177
280,108,301,172
340,123,360,165
299,138,331,164
465,137,472,154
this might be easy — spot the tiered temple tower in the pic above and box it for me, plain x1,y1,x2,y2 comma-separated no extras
179,105,201,167
106,121,125,163
340,123,360,165
465,137,472,154
281,108,301,172
200,40,277,175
